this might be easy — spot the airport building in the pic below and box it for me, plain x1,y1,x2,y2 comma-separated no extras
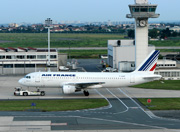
155,69,180,80
107,40,155,72
155,59,180,80
0,47,67,75
107,41,180,80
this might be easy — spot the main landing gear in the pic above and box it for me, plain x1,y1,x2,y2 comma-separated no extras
83,90,89,96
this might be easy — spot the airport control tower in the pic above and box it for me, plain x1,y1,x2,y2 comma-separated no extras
126,0,159,68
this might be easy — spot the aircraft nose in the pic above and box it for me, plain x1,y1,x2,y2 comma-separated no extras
18,78,24,85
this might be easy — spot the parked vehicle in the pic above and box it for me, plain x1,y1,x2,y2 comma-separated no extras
14,87,45,96
59,66,69,71
103,67,117,72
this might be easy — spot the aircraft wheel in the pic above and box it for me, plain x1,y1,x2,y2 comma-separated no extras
83,90,89,96
40,91,45,96
23,92,28,96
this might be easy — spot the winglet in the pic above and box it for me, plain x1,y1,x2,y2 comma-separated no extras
134,50,160,73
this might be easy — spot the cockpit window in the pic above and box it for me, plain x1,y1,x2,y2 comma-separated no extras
25,76,31,79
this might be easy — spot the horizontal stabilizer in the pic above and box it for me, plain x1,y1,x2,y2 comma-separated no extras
143,75,162,79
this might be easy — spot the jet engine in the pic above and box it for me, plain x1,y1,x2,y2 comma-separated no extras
62,85,76,94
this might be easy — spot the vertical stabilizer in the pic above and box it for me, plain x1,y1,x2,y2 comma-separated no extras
134,50,160,73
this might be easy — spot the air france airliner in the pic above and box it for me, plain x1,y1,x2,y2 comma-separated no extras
18,50,161,96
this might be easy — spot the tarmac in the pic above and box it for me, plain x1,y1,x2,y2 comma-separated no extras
0,75,180,99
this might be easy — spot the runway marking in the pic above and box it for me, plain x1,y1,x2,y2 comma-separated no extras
51,123,67,126
120,88,180,122
106,88,129,114
94,89,112,109
129,107,139,109
118,88,141,107
14,115,167,129
119,88,155,119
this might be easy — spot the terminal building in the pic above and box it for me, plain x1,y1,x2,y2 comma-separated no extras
0,47,67,75
155,59,180,80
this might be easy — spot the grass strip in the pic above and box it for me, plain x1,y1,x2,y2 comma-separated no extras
60,49,107,58
1,33,180,48
157,49,180,52
138,98,180,110
132,80,180,90
0,99,108,111
0,33,124,48
150,40,180,47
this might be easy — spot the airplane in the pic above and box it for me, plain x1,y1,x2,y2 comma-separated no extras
18,50,161,96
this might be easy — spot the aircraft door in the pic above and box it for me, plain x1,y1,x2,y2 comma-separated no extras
130,75,135,83
35,73,40,83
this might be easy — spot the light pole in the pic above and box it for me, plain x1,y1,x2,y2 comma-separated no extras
45,18,53,72
69,41,71,60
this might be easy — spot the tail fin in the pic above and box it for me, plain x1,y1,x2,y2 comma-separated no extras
134,50,160,73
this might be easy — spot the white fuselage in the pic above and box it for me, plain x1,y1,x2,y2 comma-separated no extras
19,71,154,89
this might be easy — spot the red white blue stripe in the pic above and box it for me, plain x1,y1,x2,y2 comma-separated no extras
138,50,160,71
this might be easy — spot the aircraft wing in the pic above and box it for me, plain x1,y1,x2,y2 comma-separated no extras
66,82,105,89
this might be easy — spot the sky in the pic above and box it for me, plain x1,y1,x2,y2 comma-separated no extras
1,0,180,24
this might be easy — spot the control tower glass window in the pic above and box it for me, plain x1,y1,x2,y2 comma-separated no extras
132,8,140,12
140,8,148,12
149,8,156,12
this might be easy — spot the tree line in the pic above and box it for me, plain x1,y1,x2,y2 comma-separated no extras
128,28,180,39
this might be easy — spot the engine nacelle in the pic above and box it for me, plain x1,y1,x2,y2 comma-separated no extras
62,85,76,94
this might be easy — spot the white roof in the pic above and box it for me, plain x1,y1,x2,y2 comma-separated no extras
157,59,176,64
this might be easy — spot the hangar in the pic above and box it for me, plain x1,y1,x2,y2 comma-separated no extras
107,39,155,72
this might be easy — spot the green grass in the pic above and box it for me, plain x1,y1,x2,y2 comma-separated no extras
0,33,124,48
132,80,180,90
1,33,180,48
157,49,180,52
60,49,107,58
138,98,180,110
0,99,108,111
150,40,180,47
